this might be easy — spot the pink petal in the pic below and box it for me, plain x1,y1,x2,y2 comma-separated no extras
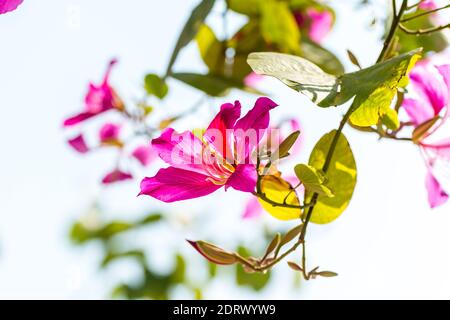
419,0,437,10
409,63,448,115
99,122,121,143
402,98,435,126
226,164,257,193
84,59,121,114
242,197,263,219
425,171,448,208
102,169,133,184
233,97,278,162
67,134,89,154
0,0,23,14
151,128,208,175
204,101,241,161
306,8,333,43
63,111,97,127
437,64,450,117
139,167,221,202
131,144,155,166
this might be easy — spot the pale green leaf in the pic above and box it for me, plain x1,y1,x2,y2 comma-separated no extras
294,164,334,197
144,74,168,99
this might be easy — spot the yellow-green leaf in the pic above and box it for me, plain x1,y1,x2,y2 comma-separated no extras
258,175,301,221
306,130,357,224
294,164,334,197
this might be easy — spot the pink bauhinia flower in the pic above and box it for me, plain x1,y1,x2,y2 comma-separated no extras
401,58,450,208
63,59,124,127
0,0,23,14
139,97,278,202
294,8,333,43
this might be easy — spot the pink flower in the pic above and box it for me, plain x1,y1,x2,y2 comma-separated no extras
294,8,333,43
401,59,450,208
139,97,278,202
244,72,265,88
0,0,23,14
419,0,437,10
63,59,124,127
102,169,133,184
99,122,121,144
132,144,155,166
67,134,89,154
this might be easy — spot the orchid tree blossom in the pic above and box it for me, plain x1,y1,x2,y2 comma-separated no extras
139,97,278,202
63,59,124,127
0,0,23,14
401,58,450,208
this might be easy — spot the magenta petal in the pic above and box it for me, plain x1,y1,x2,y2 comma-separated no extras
139,167,221,202
151,128,207,175
234,97,278,162
410,63,448,115
0,0,23,14
63,111,96,127
419,0,437,10
99,122,121,143
425,171,448,208
131,144,155,166
226,164,257,193
242,197,263,219
102,169,133,184
402,98,435,126
421,138,450,161
204,101,241,160
306,8,333,43
68,134,89,154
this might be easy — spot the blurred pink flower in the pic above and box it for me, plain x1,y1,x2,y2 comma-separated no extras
99,122,121,144
294,8,333,43
402,58,450,208
67,134,89,154
244,72,265,87
0,0,23,14
419,0,437,10
132,144,155,166
102,169,133,184
63,59,124,127
139,97,278,202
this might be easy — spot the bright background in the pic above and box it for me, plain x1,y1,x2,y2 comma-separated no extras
1,0,450,299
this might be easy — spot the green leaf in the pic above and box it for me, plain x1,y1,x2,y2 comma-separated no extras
172,72,261,96
272,130,300,160
144,74,168,99
260,1,300,53
226,0,265,16
170,255,186,284
306,130,357,224
137,213,163,226
101,250,146,268
247,52,338,104
236,247,270,291
380,108,400,130
301,39,345,75
248,49,421,127
294,164,334,197
323,49,421,126
165,0,216,76
346,49,361,69
196,24,224,73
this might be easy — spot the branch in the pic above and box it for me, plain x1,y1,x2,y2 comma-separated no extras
377,0,408,63
401,4,450,22
399,23,450,35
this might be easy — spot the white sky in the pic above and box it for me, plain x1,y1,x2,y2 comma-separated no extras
1,0,450,299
